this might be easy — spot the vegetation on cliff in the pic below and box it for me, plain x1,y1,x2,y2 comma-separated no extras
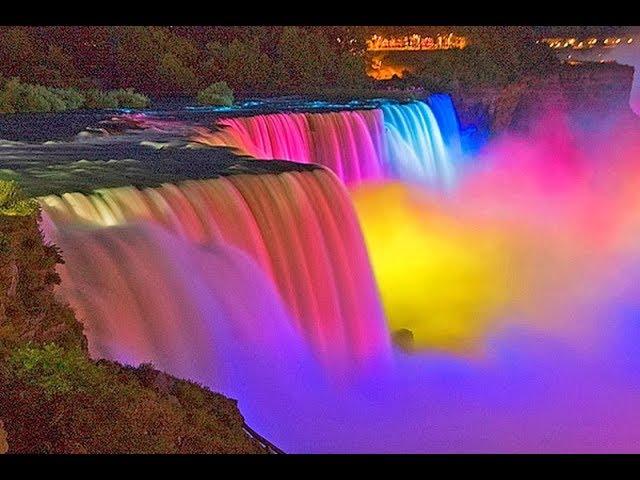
0,180,38,216
0,182,84,354
1,344,267,453
0,181,271,453
384,28,559,92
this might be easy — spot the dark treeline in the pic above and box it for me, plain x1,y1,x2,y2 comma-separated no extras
0,26,372,98
405,34,559,91
0,26,568,106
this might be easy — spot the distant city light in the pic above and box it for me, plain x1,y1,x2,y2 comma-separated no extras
366,33,468,52
542,36,634,50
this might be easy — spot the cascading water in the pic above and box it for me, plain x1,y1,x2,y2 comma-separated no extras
24,97,472,451
427,94,463,162
40,169,390,371
193,110,387,184
191,99,459,187
381,101,454,188
40,221,314,387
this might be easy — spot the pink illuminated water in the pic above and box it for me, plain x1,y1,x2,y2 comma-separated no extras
193,110,387,184
189,101,457,187
40,170,390,371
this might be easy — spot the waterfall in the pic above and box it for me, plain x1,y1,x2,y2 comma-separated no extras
40,221,313,386
40,169,391,370
381,101,454,188
192,110,387,184
191,98,459,187
427,94,463,161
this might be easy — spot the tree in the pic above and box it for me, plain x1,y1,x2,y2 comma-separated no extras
277,26,330,91
199,41,226,86
0,78,22,114
40,46,81,87
157,53,199,95
224,39,279,94
334,51,368,88
0,28,37,78
197,81,234,106
113,27,160,92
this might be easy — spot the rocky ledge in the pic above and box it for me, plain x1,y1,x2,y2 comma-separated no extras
452,61,636,137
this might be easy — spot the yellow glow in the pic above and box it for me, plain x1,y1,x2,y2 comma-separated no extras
351,183,602,352
540,36,635,50
351,183,516,352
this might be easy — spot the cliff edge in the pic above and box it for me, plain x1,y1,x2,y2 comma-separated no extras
0,185,275,453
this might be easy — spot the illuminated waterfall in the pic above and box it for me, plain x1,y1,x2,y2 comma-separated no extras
24,92,640,453
191,99,457,187
427,94,463,161
381,101,454,187
40,169,390,369
40,221,313,386
192,110,387,184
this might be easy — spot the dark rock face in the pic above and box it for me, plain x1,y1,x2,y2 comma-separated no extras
452,82,526,139
558,62,634,116
0,212,86,353
392,328,415,353
453,62,636,137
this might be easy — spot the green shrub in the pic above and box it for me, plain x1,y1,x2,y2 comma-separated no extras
50,87,86,110
28,84,69,112
196,81,234,106
83,88,119,109
0,78,149,113
0,78,23,113
0,180,38,216
6,344,107,398
20,84,51,112
109,88,150,109
0,79,68,113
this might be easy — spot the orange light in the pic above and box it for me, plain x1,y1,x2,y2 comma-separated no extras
366,33,467,52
